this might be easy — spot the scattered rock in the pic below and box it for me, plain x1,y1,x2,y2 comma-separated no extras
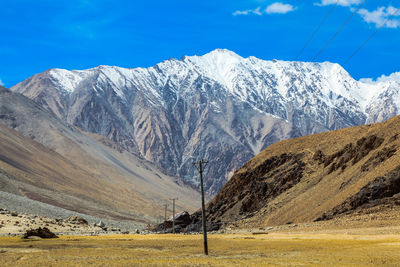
67,215,88,225
11,212,18,216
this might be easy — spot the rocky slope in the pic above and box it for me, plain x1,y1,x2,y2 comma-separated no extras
197,115,400,229
11,49,400,194
0,86,200,225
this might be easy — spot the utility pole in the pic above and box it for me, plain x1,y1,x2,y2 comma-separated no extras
164,203,168,233
193,159,209,255
169,198,177,234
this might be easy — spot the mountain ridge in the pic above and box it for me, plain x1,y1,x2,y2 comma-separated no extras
11,49,400,194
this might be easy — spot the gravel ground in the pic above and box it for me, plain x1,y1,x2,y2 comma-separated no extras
0,191,145,232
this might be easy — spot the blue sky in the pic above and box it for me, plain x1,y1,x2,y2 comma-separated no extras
0,0,399,87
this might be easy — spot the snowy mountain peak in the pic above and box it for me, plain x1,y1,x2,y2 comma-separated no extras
48,68,88,93
184,49,243,69
200,48,243,59
41,50,400,116
11,49,400,195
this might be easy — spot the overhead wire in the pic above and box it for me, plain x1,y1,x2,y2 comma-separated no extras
282,1,366,95
295,0,339,61
343,5,400,65
269,0,396,106
312,0,367,62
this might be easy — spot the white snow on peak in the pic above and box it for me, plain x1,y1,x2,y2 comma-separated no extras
182,49,244,89
44,49,400,116
48,68,88,93
199,48,243,61
356,73,400,111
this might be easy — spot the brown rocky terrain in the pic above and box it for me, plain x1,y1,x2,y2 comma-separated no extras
189,115,400,230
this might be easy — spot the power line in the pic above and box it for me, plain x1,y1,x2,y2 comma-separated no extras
343,6,400,65
312,0,367,62
295,0,339,61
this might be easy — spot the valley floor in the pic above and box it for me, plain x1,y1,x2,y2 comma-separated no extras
0,229,400,266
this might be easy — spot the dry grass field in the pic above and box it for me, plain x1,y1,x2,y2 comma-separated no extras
1,231,400,266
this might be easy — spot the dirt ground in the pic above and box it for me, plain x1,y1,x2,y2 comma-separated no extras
0,212,103,236
0,229,399,266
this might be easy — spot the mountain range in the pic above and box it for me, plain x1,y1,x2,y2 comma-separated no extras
11,49,400,195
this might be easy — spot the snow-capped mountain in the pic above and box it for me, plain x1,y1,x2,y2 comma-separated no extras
11,49,400,195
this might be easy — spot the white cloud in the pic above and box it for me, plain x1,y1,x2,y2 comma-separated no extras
314,0,400,29
360,72,400,84
233,7,262,16
359,78,374,84
315,0,362,7
233,2,295,16
265,2,295,14
358,6,400,29
377,72,400,83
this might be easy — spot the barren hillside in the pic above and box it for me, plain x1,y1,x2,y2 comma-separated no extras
203,115,400,228
0,86,200,225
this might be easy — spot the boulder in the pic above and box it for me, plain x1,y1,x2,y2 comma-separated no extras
67,215,88,225
22,227,58,239
96,221,105,228
173,211,192,226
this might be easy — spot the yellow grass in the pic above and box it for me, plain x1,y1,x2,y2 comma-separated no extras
1,233,400,266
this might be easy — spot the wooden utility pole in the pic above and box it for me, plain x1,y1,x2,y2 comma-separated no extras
164,203,168,233
193,159,209,255
170,198,177,234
